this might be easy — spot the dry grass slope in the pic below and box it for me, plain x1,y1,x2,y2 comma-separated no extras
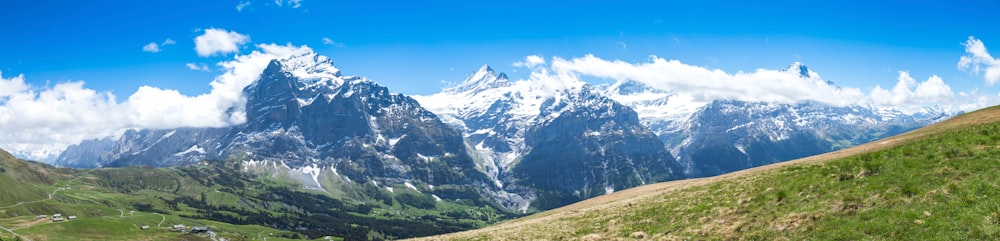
411,106,1000,240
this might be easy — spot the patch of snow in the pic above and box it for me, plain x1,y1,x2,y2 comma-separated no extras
472,128,494,135
416,153,433,162
432,195,442,202
299,164,322,187
161,130,176,139
173,145,206,156
404,182,419,192
389,135,406,146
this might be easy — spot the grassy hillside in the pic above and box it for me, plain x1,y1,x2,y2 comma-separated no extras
0,151,516,240
413,106,1000,240
0,150,58,207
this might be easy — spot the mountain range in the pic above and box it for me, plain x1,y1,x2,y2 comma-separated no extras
597,62,950,176
53,51,949,213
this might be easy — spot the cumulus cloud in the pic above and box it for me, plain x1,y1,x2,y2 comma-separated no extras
142,43,160,53
186,63,210,71
142,38,176,53
0,44,312,160
321,37,345,47
236,1,251,11
275,0,303,8
550,54,867,106
869,72,953,112
194,28,250,57
539,54,970,114
958,36,1000,85
513,55,545,68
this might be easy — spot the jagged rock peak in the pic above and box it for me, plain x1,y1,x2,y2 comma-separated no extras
255,50,345,91
445,64,512,94
786,61,816,79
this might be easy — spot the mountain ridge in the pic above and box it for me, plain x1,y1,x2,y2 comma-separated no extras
409,104,1000,241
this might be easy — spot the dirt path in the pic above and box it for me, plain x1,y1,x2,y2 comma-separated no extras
0,188,63,209
0,224,31,241
0,179,78,241
157,213,166,227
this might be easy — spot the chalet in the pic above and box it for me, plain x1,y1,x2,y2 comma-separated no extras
171,224,186,232
190,227,210,233
52,217,65,222
67,215,77,220
141,225,150,230
52,213,62,218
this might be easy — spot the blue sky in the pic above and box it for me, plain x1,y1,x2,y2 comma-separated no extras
2,0,998,96
2,0,1000,159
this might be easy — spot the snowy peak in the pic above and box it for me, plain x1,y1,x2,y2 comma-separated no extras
445,64,511,94
785,62,837,86
280,50,341,78
787,61,812,78
608,79,669,95
255,51,345,92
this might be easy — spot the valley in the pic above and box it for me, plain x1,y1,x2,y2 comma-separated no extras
0,151,516,240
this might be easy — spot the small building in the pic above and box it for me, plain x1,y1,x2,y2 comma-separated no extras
190,226,210,233
52,217,65,222
34,215,47,220
171,224,186,232
140,225,150,230
52,213,62,218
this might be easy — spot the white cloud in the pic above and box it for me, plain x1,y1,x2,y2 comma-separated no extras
550,54,866,106
543,54,967,113
142,42,160,53
142,38,176,53
274,0,302,8
236,1,251,11
958,36,1000,85
194,28,250,57
186,63,210,71
321,37,345,47
0,44,312,160
869,71,953,112
512,55,545,68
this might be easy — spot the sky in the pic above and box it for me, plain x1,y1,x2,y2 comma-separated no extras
1,0,1000,160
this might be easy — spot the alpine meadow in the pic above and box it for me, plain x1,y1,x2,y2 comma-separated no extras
1,1,999,240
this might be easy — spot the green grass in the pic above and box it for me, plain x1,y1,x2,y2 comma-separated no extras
605,123,1000,240
417,107,1000,240
0,147,517,240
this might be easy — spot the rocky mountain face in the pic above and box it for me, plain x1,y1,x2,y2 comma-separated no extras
599,63,951,177
57,52,495,203
57,54,684,212
415,66,684,210
55,57,949,214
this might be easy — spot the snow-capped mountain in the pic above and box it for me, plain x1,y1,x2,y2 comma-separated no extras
416,65,684,210
54,56,950,213
599,63,951,177
56,51,496,203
